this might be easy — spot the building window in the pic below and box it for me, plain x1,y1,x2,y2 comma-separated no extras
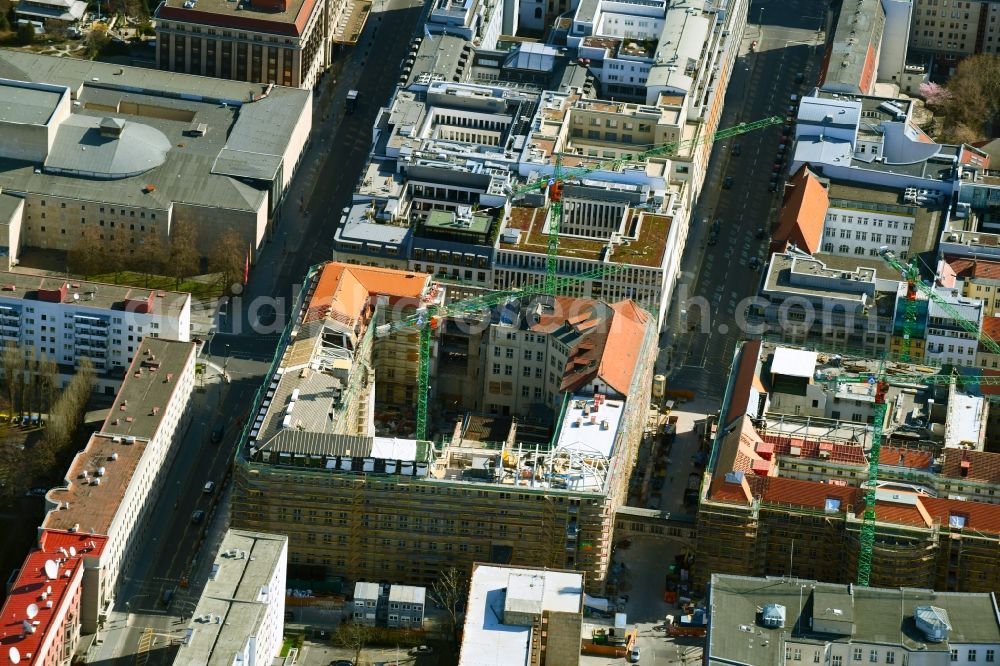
986,649,994,662
855,649,863,661
870,650,878,663
885,653,895,664
970,651,978,662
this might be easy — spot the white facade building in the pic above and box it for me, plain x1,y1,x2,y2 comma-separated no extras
925,291,983,367
0,273,191,379
818,182,942,261
42,338,196,631
173,530,288,666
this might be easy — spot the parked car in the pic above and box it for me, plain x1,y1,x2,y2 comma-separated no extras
712,218,722,234
211,424,224,443
203,481,215,494
722,176,734,189
755,227,767,239
411,645,434,655
191,510,205,524
731,142,742,156
750,257,762,271
161,588,174,606
629,646,641,663
795,71,805,84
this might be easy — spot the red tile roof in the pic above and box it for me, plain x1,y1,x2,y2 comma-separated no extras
0,531,107,665
943,256,1000,282
723,340,762,426
878,446,934,470
940,448,1000,484
770,166,829,255
761,434,866,466
982,316,1000,345
305,263,433,325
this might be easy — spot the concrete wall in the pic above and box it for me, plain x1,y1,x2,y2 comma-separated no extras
171,200,267,265
543,610,583,666
0,195,24,270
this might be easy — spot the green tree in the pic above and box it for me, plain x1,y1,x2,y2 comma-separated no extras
16,21,34,44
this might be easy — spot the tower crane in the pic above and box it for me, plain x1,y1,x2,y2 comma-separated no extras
375,264,625,440
507,115,783,295
846,249,1000,585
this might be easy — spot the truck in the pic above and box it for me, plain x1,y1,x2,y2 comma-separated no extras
346,90,359,114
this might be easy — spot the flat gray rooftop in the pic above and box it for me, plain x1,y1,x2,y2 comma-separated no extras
0,270,189,314
0,80,63,125
707,574,1000,665
0,50,309,212
112,338,196,440
826,180,943,255
175,530,287,666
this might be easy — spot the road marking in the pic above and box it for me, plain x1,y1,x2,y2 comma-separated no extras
135,627,153,666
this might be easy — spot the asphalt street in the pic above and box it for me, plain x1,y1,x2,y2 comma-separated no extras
660,0,831,403
83,0,434,661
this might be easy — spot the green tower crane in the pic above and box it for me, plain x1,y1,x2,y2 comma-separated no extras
850,249,1000,586
508,115,784,294
375,264,625,440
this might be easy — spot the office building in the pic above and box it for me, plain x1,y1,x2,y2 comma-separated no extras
173,530,288,666
0,531,107,666
0,52,311,266
820,0,886,95
41,338,196,631
757,250,900,356
0,272,190,389
695,340,1000,594
925,290,984,367
909,0,1000,57
232,262,657,592
791,91,987,195
459,564,584,666
155,0,371,87
705,574,1000,666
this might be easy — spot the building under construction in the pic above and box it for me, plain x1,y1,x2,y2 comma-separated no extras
231,262,657,591
695,340,1000,593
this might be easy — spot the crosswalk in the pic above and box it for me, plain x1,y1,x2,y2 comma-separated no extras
135,627,153,666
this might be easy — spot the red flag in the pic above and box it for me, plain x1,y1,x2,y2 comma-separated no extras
243,244,250,285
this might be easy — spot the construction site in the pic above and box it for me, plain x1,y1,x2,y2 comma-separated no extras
697,338,1000,593
231,261,658,591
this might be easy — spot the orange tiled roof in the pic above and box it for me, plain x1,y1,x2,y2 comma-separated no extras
878,446,934,470
723,340,763,426
306,263,431,324
771,166,829,255
598,301,652,395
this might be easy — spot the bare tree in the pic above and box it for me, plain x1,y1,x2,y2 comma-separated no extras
209,230,248,291
106,230,134,281
168,221,200,288
67,227,107,277
37,354,58,421
136,233,168,287
429,566,469,643
333,621,375,666
0,435,27,505
2,341,24,419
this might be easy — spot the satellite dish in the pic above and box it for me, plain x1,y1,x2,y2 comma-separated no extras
9,647,20,664
43,560,58,580
69,547,76,558
26,604,38,619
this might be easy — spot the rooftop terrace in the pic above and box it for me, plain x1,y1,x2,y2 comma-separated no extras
498,206,669,268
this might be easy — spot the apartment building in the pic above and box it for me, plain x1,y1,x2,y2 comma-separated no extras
232,262,656,592
0,531,107,666
0,272,190,385
909,0,1000,57
705,574,1000,666
943,256,1000,318
0,52,311,265
41,338,196,630
757,251,901,356
459,564,584,666
696,341,1000,594
173,530,288,666
978,317,1000,369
